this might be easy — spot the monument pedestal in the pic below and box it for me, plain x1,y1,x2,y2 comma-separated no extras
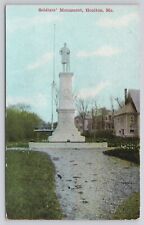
49,72,85,142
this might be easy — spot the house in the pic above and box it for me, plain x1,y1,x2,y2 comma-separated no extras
75,108,114,134
91,108,114,132
114,89,140,137
104,111,114,131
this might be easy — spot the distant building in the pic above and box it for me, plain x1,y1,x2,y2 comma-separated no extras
75,114,92,134
75,108,114,134
114,89,140,137
91,108,114,132
104,111,114,131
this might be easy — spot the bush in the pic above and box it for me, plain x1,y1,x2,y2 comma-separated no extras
86,134,140,148
103,147,140,164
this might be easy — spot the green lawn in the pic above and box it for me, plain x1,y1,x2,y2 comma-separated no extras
6,142,29,148
5,150,63,219
112,192,140,220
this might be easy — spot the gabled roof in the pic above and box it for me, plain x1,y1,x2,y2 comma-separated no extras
128,89,140,113
114,103,135,116
114,89,140,116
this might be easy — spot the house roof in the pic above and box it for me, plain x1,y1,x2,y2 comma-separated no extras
114,89,140,116
114,104,134,116
128,89,140,113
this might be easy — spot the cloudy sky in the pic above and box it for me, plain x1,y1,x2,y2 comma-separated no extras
6,4,140,122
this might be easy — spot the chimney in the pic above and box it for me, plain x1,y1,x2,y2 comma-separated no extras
124,88,127,105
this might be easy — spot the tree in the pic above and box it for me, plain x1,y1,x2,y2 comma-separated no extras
75,97,90,133
114,97,125,109
6,104,44,142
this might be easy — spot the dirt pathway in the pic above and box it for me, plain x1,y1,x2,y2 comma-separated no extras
35,148,139,220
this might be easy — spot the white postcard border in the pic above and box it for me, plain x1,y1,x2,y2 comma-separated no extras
0,1,143,225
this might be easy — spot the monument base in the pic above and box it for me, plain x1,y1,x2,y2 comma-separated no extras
49,125,85,143
29,142,108,150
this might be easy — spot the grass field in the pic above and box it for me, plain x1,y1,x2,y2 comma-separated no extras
5,150,63,219
112,192,140,219
6,142,29,148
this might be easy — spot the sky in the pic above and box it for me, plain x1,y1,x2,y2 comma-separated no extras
6,4,140,122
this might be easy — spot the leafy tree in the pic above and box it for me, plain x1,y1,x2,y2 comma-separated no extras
6,104,44,142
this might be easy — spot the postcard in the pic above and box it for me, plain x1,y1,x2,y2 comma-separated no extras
5,4,140,220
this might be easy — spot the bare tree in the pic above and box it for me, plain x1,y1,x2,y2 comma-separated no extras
75,97,90,133
91,100,98,131
114,97,125,109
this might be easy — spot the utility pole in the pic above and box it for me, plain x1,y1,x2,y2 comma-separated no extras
51,24,56,131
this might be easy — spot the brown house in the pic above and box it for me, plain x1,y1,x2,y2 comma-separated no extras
75,108,114,134
104,111,114,131
114,89,140,137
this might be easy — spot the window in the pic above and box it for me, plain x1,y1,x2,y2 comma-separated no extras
130,129,134,133
130,115,134,122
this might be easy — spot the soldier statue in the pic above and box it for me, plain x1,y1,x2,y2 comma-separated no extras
59,43,70,72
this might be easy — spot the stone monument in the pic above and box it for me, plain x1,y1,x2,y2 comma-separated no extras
49,43,85,142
